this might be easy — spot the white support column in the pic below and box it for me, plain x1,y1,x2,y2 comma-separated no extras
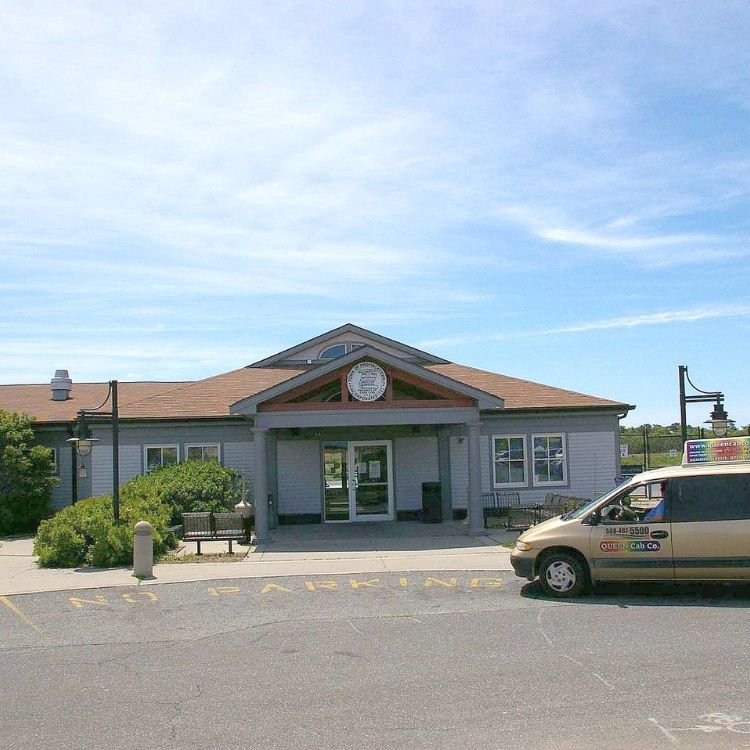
467,420,484,534
267,429,278,529
437,427,452,522
253,427,270,543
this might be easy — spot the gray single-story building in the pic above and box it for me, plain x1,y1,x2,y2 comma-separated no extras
0,324,633,540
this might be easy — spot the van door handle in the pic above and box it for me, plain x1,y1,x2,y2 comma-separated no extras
650,530,669,539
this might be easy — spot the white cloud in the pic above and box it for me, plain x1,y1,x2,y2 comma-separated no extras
540,305,750,335
1,0,750,419
537,227,717,250
421,303,750,348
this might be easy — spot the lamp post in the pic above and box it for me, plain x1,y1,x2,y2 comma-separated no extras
67,380,120,521
678,365,733,446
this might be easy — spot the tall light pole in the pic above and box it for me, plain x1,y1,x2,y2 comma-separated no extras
678,366,733,446
67,380,120,521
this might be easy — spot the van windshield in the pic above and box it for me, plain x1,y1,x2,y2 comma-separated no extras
563,480,667,522
563,485,624,520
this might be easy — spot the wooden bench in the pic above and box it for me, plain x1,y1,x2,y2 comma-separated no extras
182,511,248,554
482,491,522,528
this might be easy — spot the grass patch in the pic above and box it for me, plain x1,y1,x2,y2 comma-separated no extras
158,551,248,564
485,517,510,529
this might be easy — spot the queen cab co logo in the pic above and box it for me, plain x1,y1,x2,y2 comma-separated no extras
599,540,661,553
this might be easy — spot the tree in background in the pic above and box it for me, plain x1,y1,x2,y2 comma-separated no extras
0,410,58,535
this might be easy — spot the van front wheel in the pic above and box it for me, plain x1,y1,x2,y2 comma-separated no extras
539,552,588,598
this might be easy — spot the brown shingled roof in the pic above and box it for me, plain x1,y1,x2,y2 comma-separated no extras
426,363,629,411
0,360,628,424
0,381,187,424
117,367,303,419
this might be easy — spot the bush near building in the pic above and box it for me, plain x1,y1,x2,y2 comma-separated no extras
0,410,57,535
34,494,172,568
33,459,242,567
122,459,242,524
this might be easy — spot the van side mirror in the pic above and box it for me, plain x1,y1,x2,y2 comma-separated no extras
587,510,601,526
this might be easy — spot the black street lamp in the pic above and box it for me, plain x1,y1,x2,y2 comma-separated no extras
67,380,120,521
678,365,733,446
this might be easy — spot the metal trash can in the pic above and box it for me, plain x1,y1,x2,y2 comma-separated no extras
421,482,442,523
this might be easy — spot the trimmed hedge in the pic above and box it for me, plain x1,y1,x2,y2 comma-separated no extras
33,459,244,567
34,494,172,568
121,460,242,524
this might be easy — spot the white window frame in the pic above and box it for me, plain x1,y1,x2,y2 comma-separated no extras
144,444,180,473
319,342,365,360
531,433,568,487
184,443,221,463
492,434,528,488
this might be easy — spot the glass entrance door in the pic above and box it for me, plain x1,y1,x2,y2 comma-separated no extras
323,444,350,522
351,441,393,521
323,441,394,522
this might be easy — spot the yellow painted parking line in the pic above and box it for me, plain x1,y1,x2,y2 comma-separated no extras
0,595,41,633
68,592,160,608
69,595,109,609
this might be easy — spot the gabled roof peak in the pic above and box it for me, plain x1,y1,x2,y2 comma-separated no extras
248,323,450,369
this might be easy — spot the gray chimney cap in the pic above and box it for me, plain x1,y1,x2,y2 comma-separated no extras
51,370,73,401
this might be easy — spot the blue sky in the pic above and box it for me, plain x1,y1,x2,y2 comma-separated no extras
1,1,749,428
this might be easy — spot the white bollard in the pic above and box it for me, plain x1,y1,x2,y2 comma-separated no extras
133,520,154,578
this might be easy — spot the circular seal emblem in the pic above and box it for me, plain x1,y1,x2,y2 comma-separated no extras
347,361,387,402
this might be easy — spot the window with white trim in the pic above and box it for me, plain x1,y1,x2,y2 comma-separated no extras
185,443,221,462
144,445,179,473
532,434,567,486
319,342,365,360
492,435,527,487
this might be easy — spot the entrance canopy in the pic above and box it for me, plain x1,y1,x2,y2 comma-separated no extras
230,344,505,429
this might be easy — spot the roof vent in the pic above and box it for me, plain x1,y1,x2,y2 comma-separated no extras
51,370,72,401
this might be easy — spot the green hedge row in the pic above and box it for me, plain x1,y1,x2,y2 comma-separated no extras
34,494,172,568
33,460,243,568
123,459,242,525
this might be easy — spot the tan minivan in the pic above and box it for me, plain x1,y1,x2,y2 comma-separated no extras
510,437,750,597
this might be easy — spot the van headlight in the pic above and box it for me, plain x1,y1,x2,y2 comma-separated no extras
515,541,532,552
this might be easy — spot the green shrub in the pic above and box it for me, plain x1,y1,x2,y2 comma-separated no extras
34,494,172,568
121,460,242,524
0,410,57,535
33,459,240,568
33,519,86,568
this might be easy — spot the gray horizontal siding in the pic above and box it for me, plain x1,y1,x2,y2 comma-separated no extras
91,443,112,497
223,441,254,488
394,436,439,511
480,413,620,504
83,422,253,497
119,445,142,487
568,431,617,499
30,431,72,510
53,447,73,510
277,440,321,515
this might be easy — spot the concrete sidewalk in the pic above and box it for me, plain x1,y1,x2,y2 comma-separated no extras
0,522,518,596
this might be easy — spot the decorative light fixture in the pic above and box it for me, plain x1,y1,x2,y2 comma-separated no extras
67,414,98,456
67,380,120,520
678,366,734,444
705,400,733,438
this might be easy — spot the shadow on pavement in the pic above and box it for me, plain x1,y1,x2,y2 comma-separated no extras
258,519,517,553
520,579,750,607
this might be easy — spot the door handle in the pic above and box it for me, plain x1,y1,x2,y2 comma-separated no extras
650,530,669,539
